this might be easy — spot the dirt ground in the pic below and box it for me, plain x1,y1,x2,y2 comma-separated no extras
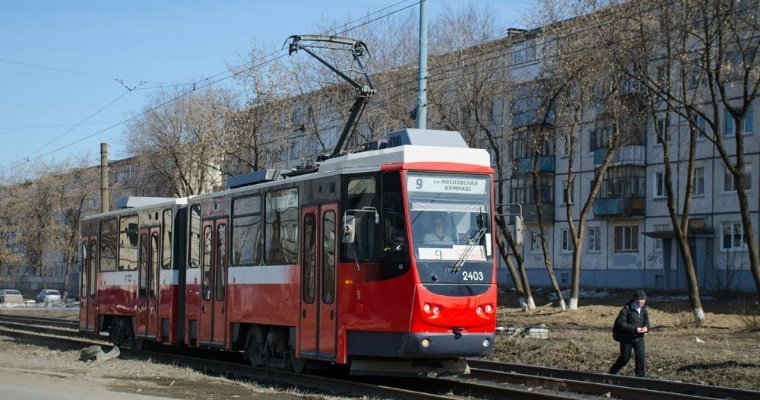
491,288,760,391
0,306,348,400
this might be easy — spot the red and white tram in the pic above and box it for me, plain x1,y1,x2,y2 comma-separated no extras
80,128,497,375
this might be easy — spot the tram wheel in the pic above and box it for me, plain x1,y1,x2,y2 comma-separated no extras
289,348,307,373
245,327,265,367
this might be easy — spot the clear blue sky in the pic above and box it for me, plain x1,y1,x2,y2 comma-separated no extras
0,0,530,175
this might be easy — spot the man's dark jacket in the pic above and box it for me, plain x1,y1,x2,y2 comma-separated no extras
613,300,650,342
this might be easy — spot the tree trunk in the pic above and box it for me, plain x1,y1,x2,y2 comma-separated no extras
495,234,528,310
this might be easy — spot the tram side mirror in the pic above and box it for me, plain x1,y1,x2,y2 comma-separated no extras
343,215,356,244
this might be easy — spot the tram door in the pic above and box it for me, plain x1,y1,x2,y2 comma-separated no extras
136,228,160,339
299,204,338,358
198,218,228,345
79,237,98,332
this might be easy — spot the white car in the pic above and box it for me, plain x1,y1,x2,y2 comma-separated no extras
35,289,61,303
0,289,24,304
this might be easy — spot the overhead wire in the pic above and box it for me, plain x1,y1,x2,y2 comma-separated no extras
1,0,422,178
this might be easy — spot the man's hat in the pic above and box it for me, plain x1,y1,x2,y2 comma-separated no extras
633,290,647,300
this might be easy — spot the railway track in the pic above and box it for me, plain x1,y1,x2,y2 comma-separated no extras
1,314,757,400
466,359,760,400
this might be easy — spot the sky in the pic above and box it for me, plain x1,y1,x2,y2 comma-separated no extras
0,0,531,175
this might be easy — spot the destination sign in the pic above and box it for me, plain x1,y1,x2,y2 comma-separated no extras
407,175,487,194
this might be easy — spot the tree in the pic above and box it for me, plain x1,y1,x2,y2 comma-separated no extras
0,176,25,285
49,159,99,297
126,87,237,196
17,165,60,288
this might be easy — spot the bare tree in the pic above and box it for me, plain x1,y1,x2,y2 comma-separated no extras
17,165,60,288
49,159,99,297
126,87,237,196
0,176,25,285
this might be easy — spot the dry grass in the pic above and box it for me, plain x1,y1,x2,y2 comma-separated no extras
493,289,760,390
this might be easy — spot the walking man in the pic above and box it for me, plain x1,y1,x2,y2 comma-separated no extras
609,290,650,377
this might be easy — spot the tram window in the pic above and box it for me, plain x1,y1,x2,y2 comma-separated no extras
88,240,97,296
80,242,87,299
216,224,226,301
162,209,172,270
265,188,298,264
302,213,316,304
119,215,138,271
151,232,159,299
189,205,201,269
99,218,117,272
202,226,212,301
344,177,377,261
232,195,261,266
139,233,148,297
322,211,336,304
382,171,408,259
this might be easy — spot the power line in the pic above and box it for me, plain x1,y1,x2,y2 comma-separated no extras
0,58,187,89
2,1,423,176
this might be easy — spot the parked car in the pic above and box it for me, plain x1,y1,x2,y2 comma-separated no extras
0,289,24,304
35,289,61,303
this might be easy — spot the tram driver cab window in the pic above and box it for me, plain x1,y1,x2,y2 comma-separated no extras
382,171,409,260
343,176,377,261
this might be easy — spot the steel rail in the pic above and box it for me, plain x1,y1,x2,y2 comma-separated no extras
468,359,760,400
0,313,79,329
0,322,453,400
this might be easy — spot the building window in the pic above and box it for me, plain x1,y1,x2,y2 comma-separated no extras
614,225,639,252
562,181,573,204
721,222,746,251
696,115,707,140
654,224,669,252
655,118,668,144
723,164,752,193
561,228,573,252
530,231,540,253
654,171,666,198
725,107,754,137
693,167,704,197
587,227,601,253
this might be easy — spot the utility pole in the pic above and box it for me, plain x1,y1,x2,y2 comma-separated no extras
416,0,428,129
100,143,109,213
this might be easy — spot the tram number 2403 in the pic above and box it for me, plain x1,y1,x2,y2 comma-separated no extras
462,270,485,281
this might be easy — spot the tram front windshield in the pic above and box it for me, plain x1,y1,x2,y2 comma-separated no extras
406,173,492,261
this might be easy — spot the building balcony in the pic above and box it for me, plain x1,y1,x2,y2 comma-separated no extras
511,111,554,129
593,195,645,218
593,145,646,167
522,203,555,224
517,156,555,173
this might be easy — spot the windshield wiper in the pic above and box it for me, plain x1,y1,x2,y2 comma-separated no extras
451,227,486,273
451,208,488,273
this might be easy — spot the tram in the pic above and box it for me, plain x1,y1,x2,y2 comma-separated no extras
79,35,497,376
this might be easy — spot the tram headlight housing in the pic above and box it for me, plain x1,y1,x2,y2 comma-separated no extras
476,303,495,316
421,338,431,348
482,338,491,348
423,303,441,316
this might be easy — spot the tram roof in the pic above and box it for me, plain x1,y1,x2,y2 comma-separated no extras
319,143,491,174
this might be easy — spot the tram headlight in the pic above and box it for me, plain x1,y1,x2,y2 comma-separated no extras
476,306,484,315
482,338,491,348
485,304,494,313
423,303,441,315
421,338,431,348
